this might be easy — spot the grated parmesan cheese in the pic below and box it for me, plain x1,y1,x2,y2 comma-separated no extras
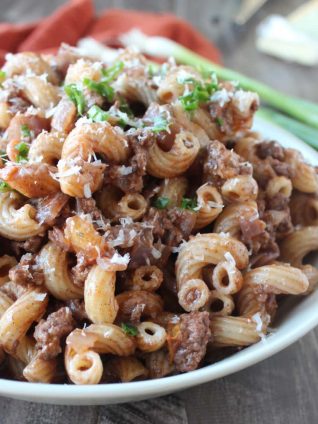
118,165,133,175
210,88,232,107
50,165,81,179
252,312,266,340
110,252,130,265
83,183,92,199
119,217,134,226
232,90,259,114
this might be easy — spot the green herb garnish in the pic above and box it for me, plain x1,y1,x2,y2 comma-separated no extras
147,64,156,77
101,61,124,82
181,197,198,211
0,181,11,193
150,115,170,133
83,78,115,102
153,197,170,209
0,70,6,87
15,142,29,162
178,74,218,112
0,150,8,162
20,124,31,139
119,97,134,117
87,105,110,122
121,323,138,336
64,84,86,115
83,62,124,104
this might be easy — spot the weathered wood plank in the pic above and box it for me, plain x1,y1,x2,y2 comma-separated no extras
97,395,187,424
0,398,99,424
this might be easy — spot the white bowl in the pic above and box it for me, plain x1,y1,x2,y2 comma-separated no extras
1,116,318,405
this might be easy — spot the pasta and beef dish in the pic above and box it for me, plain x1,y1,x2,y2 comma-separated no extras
0,45,316,384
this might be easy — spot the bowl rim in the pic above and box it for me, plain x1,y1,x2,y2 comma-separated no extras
1,116,318,402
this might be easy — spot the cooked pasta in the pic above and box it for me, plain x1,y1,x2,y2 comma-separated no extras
0,46,316,384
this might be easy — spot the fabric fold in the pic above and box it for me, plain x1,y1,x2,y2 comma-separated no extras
0,0,221,65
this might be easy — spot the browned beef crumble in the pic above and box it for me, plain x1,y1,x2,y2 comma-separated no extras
256,140,285,160
104,145,148,193
34,307,75,360
173,311,211,372
75,197,106,225
10,236,44,255
9,253,44,286
71,253,91,287
145,207,196,247
203,139,252,187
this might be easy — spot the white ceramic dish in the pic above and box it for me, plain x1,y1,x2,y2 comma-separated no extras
1,116,318,405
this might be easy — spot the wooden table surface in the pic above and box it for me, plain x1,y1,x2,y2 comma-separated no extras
1,1,318,423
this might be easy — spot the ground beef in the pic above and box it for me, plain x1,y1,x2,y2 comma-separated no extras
0,281,28,300
10,236,43,255
104,145,148,193
128,226,156,270
271,161,294,178
240,218,268,254
34,307,75,360
167,208,196,242
71,253,91,287
8,97,31,115
75,198,106,224
203,139,252,187
9,253,44,286
256,140,285,161
262,209,293,240
173,311,211,372
266,193,290,211
250,239,280,267
145,207,196,247
265,294,278,319
66,299,88,322
34,192,69,226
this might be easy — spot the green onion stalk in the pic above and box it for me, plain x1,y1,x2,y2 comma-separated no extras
119,30,318,148
257,107,318,150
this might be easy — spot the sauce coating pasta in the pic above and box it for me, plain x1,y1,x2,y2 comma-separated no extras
0,46,315,384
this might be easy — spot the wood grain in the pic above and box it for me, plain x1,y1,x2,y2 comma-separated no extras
0,0,318,423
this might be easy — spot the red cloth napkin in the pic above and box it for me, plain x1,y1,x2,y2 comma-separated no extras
0,0,221,65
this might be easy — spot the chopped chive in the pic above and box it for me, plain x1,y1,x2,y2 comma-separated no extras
101,61,124,82
87,105,110,122
180,197,197,211
153,197,170,209
0,150,8,161
121,322,138,336
64,84,86,115
20,124,31,139
15,142,29,162
119,97,134,117
0,70,6,87
0,181,11,193
83,78,114,102
147,64,156,77
178,74,219,112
